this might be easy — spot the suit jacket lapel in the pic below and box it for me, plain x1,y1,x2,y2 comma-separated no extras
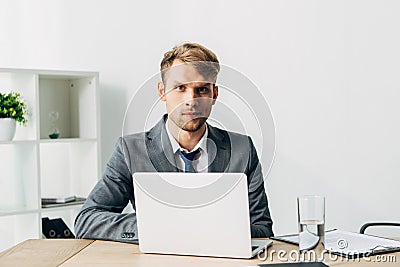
207,124,231,172
145,114,179,172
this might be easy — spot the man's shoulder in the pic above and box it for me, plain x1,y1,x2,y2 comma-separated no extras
118,132,147,147
120,118,164,143
122,132,146,140
208,124,251,141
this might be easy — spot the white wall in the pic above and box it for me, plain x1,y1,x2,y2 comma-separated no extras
1,0,399,236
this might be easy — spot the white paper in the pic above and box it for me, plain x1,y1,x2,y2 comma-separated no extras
274,229,400,256
325,229,400,255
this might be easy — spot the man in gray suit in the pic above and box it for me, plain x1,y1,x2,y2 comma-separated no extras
75,43,273,243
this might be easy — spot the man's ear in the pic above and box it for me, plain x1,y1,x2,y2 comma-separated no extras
212,85,219,105
158,82,166,101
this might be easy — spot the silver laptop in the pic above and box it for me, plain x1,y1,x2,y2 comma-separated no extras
133,172,272,258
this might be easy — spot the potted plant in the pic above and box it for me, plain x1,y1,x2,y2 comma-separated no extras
0,92,28,141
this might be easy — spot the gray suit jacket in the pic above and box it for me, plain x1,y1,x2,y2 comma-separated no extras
75,115,273,243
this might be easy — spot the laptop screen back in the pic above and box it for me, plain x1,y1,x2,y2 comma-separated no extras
133,172,253,258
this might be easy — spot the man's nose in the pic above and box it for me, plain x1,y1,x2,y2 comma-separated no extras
183,88,199,105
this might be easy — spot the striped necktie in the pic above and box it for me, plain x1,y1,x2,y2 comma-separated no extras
179,149,200,173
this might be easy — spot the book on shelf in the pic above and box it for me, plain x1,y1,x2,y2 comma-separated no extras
41,196,76,204
41,196,86,208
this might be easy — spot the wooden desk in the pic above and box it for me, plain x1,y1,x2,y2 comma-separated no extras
0,239,93,267
1,239,399,266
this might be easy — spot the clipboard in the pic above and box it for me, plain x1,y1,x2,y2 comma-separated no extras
272,229,400,258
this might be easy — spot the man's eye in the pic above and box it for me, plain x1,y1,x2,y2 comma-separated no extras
175,85,185,91
197,87,209,94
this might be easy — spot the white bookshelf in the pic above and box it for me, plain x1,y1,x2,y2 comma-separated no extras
0,68,101,252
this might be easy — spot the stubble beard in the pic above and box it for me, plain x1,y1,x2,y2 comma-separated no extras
171,116,208,133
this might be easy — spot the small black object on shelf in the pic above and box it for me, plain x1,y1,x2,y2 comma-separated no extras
49,133,59,139
42,217,75,239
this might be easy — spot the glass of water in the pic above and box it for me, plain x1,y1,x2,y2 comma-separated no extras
297,195,325,261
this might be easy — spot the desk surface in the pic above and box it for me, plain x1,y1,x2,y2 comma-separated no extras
0,239,399,267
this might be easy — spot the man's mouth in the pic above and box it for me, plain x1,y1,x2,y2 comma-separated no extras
182,111,202,119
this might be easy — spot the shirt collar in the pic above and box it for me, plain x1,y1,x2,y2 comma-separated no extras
166,118,208,154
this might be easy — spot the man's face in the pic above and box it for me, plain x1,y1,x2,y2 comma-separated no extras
158,60,219,132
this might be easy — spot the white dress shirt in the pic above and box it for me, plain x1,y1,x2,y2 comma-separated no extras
165,119,209,173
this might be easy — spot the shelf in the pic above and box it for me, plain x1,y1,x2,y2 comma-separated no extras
0,140,37,145
0,143,38,211
0,73,38,141
41,204,84,213
0,68,99,252
0,214,40,252
38,76,97,139
0,208,40,217
40,141,98,198
39,138,96,143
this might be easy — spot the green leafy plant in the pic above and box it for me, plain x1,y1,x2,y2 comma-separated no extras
0,92,28,125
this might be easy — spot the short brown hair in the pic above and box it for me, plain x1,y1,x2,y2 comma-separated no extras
160,43,220,82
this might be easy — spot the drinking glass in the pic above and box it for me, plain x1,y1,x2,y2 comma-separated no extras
297,195,325,261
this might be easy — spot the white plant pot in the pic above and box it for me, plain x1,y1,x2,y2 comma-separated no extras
0,118,17,141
